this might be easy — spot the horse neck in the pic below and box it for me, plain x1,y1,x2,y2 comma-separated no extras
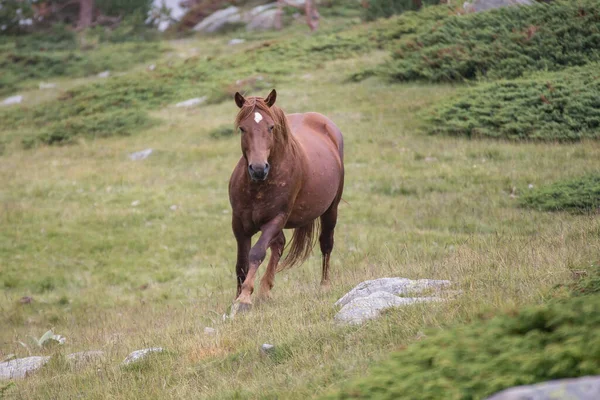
270,114,302,168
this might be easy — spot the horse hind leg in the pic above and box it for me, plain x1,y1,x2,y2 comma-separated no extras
319,202,339,288
258,231,286,299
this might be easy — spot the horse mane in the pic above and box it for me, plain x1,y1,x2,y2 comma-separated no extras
234,97,300,158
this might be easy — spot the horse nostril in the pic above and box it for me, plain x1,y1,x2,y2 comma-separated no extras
265,163,270,172
248,164,255,173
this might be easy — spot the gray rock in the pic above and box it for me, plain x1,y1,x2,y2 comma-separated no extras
335,291,443,325
486,376,600,400
464,0,532,13
228,38,245,45
335,277,451,308
246,9,279,31
121,348,164,366
175,97,207,108
66,351,105,367
0,356,50,380
2,95,23,106
260,343,275,355
204,327,217,335
97,71,110,78
193,6,241,33
128,148,153,161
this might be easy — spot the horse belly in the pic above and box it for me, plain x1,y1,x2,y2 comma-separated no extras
285,142,342,228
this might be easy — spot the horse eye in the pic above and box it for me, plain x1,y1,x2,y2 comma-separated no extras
268,126,274,133
239,127,245,134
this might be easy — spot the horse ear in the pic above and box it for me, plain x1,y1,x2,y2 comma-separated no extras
234,92,246,109
265,89,277,107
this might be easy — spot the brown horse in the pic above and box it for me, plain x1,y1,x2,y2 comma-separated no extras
228,89,344,314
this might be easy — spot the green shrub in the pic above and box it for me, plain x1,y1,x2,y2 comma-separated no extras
381,0,600,82
424,64,600,141
325,294,600,399
363,0,441,21
520,175,600,213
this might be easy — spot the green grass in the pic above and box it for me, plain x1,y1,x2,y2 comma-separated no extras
378,0,600,82
423,64,600,141
0,5,600,399
521,174,600,213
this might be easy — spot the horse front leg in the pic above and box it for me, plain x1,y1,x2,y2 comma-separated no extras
232,215,286,315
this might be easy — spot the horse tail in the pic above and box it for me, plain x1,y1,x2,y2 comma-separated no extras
277,219,319,272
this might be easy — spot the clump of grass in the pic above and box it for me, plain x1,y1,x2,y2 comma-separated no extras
424,64,600,141
379,0,600,82
325,293,600,399
520,175,600,214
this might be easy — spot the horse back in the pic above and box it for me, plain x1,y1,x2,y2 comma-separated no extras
286,112,344,164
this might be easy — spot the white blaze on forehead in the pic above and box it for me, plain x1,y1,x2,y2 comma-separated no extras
254,112,263,124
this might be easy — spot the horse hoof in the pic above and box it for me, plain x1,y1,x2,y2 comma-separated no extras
230,301,252,317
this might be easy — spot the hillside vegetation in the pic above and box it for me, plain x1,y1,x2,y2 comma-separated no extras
425,64,600,141
380,0,600,82
0,5,451,147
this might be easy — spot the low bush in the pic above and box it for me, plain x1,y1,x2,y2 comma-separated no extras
520,175,600,213
325,292,600,399
380,0,600,82
424,64,600,141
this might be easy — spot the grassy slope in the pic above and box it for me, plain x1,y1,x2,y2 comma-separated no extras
1,11,600,400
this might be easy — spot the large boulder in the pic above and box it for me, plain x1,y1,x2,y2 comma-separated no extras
463,0,533,13
335,277,451,307
334,277,453,325
486,376,600,400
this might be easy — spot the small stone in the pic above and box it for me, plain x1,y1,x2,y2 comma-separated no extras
97,71,110,78
0,356,50,380
170,205,178,211
260,343,275,355
131,200,140,207
228,38,245,45
39,82,57,89
128,148,153,161
2,95,23,106
19,296,33,304
175,97,207,108
424,156,438,162
121,348,164,366
204,327,216,335
148,64,156,71
528,184,534,189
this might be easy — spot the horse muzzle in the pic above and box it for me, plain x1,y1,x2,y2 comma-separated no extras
248,163,270,181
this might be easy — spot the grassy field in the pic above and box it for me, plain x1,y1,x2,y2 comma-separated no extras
1,7,600,400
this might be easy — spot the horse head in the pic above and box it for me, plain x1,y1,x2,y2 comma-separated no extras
234,90,278,182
